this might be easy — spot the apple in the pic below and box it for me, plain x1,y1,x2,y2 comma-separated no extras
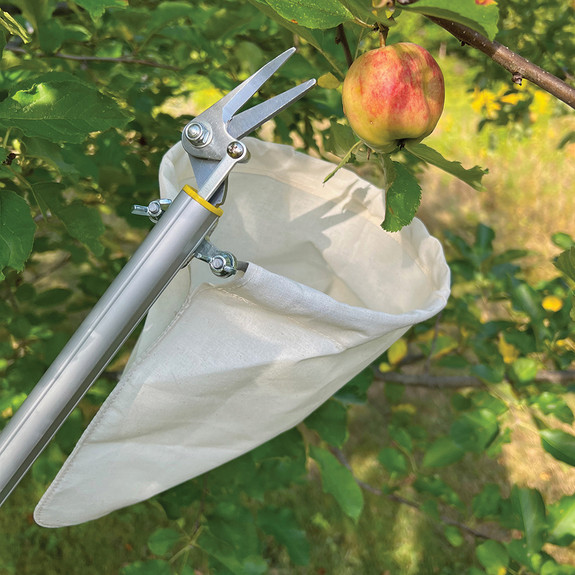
342,42,445,153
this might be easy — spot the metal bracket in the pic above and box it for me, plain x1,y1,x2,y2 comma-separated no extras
131,198,173,223
195,238,246,278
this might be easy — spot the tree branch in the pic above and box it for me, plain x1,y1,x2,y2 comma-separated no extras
427,16,575,110
373,369,575,388
335,24,354,68
5,45,181,71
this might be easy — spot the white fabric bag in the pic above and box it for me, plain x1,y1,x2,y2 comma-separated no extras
34,138,450,527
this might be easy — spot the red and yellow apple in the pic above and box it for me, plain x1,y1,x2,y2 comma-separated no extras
342,42,445,153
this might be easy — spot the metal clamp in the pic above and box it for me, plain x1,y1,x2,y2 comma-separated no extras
131,199,173,223
195,238,246,278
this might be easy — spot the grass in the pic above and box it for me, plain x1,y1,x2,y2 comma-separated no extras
419,56,575,279
1,56,574,575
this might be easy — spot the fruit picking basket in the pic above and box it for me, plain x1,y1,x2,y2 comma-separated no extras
34,137,450,527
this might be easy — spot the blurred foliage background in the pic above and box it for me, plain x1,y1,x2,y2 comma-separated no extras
0,0,574,574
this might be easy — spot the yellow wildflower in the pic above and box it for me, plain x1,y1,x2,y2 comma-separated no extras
542,295,563,312
471,87,501,118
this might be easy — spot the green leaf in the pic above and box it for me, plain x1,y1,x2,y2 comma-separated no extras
540,559,575,575
405,143,487,192
555,247,575,282
147,528,181,556
450,409,499,453
401,0,499,41
378,447,408,477
246,1,348,78
513,281,543,318
74,0,127,20
324,120,358,158
250,428,307,490
531,392,574,425
423,436,465,468
323,140,362,184
340,0,377,23
310,445,364,521
548,494,575,546
512,487,546,553
198,503,266,574
257,507,310,566
413,475,463,510
389,425,413,453
305,399,348,448
0,79,132,144
256,0,352,29
35,288,72,307
39,20,90,54
0,8,31,43
552,233,574,250
24,139,87,181
36,183,105,256
335,368,373,404
509,357,539,384
120,560,172,575
507,540,545,573
541,429,575,466
476,540,509,575
382,159,422,232
472,391,508,417
444,525,464,548
470,364,504,385
472,483,502,519
0,190,36,281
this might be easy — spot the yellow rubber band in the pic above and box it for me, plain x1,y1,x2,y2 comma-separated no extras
182,184,223,217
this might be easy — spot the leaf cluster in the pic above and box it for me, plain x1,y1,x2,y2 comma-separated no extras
0,1,574,574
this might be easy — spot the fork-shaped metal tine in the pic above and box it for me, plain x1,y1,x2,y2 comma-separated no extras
227,78,317,140
214,47,297,125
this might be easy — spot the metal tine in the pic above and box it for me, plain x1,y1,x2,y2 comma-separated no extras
214,47,297,125
227,78,317,140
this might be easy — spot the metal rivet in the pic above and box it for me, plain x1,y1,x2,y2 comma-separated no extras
227,141,246,159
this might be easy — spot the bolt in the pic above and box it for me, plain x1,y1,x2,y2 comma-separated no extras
185,122,212,147
147,201,162,216
227,141,246,159
211,255,225,270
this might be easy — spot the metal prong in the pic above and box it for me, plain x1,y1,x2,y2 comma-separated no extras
228,79,317,140
218,47,296,124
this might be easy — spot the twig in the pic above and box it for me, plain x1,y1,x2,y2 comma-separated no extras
330,447,499,541
375,372,483,388
427,16,575,110
335,24,354,68
536,370,575,384
5,45,181,71
373,369,575,388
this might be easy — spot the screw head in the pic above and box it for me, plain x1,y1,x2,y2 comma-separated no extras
227,141,246,159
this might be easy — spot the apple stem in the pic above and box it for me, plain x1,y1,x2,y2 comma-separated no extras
376,23,389,47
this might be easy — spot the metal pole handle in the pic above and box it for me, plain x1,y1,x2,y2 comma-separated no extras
0,190,219,507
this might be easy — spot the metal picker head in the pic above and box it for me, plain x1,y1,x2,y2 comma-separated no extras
181,47,316,192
